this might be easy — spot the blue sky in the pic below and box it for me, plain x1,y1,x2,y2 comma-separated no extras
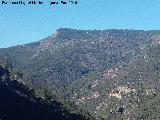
0,0,160,48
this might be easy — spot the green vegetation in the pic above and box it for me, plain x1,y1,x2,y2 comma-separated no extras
0,28,160,119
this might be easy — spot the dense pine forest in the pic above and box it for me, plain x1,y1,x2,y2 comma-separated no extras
0,64,92,120
0,28,160,119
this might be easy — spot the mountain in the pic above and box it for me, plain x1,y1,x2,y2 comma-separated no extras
0,28,160,119
0,66,87,120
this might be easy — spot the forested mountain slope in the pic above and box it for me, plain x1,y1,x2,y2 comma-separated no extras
0,66,87,120
0,28,160,119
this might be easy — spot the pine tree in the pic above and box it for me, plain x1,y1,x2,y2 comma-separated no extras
4,55,13,70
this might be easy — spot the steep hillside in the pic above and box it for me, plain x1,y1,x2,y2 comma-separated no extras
0,29,154,87
0,66,87,120
0,28,160,119
69,42,160,119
